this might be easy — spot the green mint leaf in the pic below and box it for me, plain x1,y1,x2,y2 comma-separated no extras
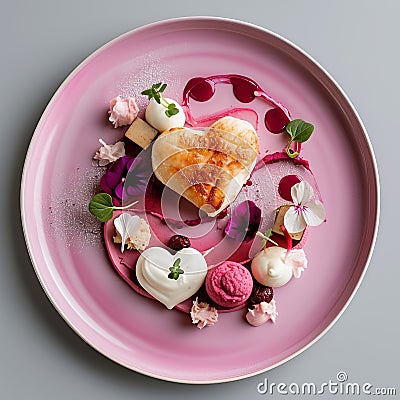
141,89,152,96
153,92,161,104
143,82,179,117
89,193,115,222
168,272,179,280
168,258,184,280
286,119,314,143
165,104,179,118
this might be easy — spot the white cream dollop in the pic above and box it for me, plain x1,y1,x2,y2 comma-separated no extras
251,247,293,287
145,97,185,132
251,247,308,287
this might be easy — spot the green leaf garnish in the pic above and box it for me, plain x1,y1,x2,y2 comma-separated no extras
256,229,279,249
286,119,314,142
165,103,179,117
284,119,314,158
88,193,138,222
141,82,180,118
168,258,184,280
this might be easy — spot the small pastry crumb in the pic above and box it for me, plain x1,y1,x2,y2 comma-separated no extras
190,298,218,329
125,117,159,149
113,216,151,251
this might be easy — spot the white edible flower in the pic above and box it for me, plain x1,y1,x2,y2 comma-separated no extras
113,213,151,252
283,180,326,234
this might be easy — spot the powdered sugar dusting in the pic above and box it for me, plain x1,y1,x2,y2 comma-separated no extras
47,166,105,251
117,51,183,113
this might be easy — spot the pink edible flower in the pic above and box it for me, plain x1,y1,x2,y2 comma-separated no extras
246,299,278,327
286,249,308,278
190,298,218,329
93,139,125,166
108,96,139,128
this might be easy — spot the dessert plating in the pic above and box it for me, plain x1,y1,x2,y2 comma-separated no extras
88,78,326,329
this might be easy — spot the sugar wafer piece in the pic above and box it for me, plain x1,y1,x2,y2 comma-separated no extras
125,117,159,149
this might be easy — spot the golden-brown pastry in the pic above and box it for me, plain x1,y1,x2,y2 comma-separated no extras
151,116,259,216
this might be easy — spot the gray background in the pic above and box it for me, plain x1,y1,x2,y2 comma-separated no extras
1,0,398,398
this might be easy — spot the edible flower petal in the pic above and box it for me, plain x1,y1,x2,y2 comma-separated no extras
224,200,261,242
246,299,278,327
114,213,141,253
108,96,139,128
286,249,308,278
94,139,125,166
100,155,134,203
283,181,325,234
123,156,151,198
190,298,218,329
100,155,151,204
113,214,151,251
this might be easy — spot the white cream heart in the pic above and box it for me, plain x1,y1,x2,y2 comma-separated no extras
136,247,207,309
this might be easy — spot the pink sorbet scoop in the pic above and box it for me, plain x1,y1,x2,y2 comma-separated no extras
205,261,253,308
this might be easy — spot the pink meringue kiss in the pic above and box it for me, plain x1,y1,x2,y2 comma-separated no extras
246,300,278,327
108,96,139,128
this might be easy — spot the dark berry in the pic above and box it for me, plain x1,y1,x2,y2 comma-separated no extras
168,235,191,251
249,285,274,305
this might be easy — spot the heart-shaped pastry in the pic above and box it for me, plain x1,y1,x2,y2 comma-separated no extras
136,247,207,309
151,117,258,217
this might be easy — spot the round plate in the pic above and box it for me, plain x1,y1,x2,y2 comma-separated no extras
20,17,379,383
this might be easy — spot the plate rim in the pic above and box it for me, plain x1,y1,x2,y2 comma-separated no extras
20,16,380,384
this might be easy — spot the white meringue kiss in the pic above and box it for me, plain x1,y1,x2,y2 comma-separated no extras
251,247,307,288
136,247,207,309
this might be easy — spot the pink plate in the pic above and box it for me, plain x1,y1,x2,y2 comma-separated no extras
20,17,379,383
